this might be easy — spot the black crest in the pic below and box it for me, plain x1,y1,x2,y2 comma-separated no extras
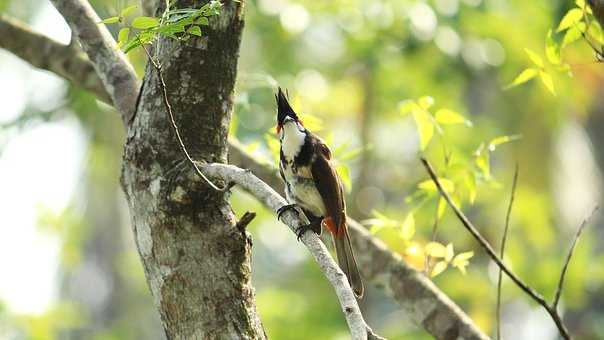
276,87,298,125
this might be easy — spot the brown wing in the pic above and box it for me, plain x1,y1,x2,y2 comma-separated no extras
310,141,346,233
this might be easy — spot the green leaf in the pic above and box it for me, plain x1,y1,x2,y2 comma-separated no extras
400,213,415,241
557,8,584,32
539,70,556,95
399,100,418,116
118,27,130,47
475,149,490,178
562,23,586,47
437,197,447,219
589,22,604,44
431,261,448,277
187,25,202,36
545,30,561,65
196,16,209,25
435,109,472,126
505,68,538,89
524,48,544,68
132,16,160,29
120,5,138,18
418,96,435,110
465,172,477,204
100,16,120,24
412,109,434,150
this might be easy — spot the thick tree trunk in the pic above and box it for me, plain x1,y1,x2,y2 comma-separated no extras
120,1,266,338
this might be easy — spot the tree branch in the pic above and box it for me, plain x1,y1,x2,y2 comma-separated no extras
421,157,598,340
0,14,110,103
49,0,140,124
195,163,382,340
497,165,519,340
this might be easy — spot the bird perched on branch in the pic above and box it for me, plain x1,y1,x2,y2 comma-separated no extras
275,88,364,298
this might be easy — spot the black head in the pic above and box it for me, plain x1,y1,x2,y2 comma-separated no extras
275,87,299,127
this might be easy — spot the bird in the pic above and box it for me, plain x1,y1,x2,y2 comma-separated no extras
274,87,364,298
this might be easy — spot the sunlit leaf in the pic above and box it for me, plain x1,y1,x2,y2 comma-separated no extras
298,113,323,131
435,109,472,126
539,70,556,95
418,178,455,193
524,48,544,68
243,141,260,154
120,5,138,18
452,251,474,274
445,243,454,262
545,30,561,65
399,100,418,116
475,150,490,179
412,109,434,150
557,8,584,32
562,23,586,47
465,172,477,204
431,261,448,277
100,16,120,24
132,16,160,29
400,213,415,241
589,22,604,44
437,197,446,219
425,242,447,258
488,135,522,151
505,68,538,89
418,96,435,110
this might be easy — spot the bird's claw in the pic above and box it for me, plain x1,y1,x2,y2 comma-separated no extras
277,204,299,221
296,223,313,241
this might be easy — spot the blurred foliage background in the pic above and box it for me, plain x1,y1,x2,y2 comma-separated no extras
1,0,604,339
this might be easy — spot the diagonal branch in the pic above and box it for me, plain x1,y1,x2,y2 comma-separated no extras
421,157,598,340
0,14,110,103
49,0,140,124
195,162,383,340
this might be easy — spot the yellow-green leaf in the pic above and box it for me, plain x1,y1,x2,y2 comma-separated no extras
412,109,434,150
475,151,490,178
452,251,474,274
524,48,544,68
100,16,120,24
562,23,586,47
435,109,472,126
132,16,159,29
589,22,604,44
425,242,447,258
488,135,522,150
557,8,584,32
400,213,415,241
437,197,446,219
120,5,138,18
399,100,418,116
336,164,352,192
418,96,435,110
298,113,323,131
418,178,455,193
539,70,556,95
465,172,477,204
118,27,130,47
445,243,454,262
505,68,538,89
431,261,448,277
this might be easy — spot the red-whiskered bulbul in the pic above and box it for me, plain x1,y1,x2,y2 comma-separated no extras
275,88,364,298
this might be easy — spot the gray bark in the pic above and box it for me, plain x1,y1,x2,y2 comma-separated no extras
120,1,266,338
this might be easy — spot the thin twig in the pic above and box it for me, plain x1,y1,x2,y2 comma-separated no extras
420,158,571,340
496,164,519,340
553,206,599,309
140,43,227,191
235,211,256,232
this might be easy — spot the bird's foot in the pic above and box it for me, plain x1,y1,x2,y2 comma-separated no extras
296,219,322,241
277,204,299,221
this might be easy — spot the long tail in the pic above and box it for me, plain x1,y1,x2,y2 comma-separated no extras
333,225,364,298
